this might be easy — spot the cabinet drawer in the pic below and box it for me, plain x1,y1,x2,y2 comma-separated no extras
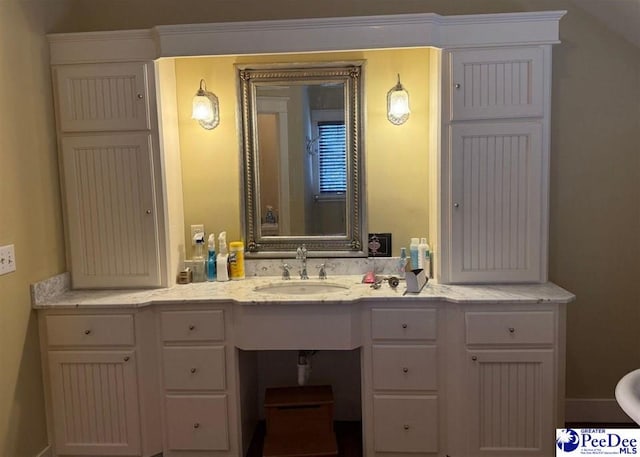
373,395,438,453
371,309,436,340
372,345,437,391
46,314,134,347
162,346,226,391
165,395,229,451
161,310,224,342
466,311,555,345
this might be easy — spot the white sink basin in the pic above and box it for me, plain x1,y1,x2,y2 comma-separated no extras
615,368,640,425
254,281,349,295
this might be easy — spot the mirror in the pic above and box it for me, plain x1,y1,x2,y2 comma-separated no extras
238,63,365,256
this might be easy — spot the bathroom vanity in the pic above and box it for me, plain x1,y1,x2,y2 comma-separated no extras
34,276,573,457
41,9,572,457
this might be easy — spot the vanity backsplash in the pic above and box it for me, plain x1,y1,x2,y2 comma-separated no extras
244,257,402,278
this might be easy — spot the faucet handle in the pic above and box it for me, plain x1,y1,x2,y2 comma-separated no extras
280,263,291,280
317,263,327,280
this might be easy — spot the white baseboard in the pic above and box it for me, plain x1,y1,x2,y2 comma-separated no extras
35,445,51,457
566,398,633,423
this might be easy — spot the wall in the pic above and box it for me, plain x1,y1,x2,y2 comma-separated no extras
174,49,432,258
0,1,68,456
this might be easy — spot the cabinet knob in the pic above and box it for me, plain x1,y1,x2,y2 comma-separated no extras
471,355,477,361
401,323,408,329
145,209,152,214
137,93,144,99
84,329,91,335
124,356,130,362
402,367,409,373
189,324,195,331
508,327,515,333
190,368,197,374
454,203,460,208
193,423,200,429
455,83,461,89
403,424,410,431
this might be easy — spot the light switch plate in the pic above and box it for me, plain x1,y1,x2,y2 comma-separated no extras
0,244,16,275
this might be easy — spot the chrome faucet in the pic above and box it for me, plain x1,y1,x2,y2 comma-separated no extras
296,244,308,279
317,263,327,280
280,263,291,280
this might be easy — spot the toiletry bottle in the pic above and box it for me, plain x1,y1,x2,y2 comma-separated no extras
418,237,427,269
229,241,245,280
424,240,432,278
217,232,230,282
207,233,216,281
398,247,407,279
191,232,206,282
409,238,419,270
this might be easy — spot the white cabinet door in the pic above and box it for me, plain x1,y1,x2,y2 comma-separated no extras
450,47,544,120
465,349,554,457
61,133,161,288
48,351,141,456
55,62,151,132
449,121,543,283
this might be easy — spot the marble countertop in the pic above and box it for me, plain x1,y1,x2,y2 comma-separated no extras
32,274,575,309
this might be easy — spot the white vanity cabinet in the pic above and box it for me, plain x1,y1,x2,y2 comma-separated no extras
38,309,162,457
362,305,442,457
52,61,180,289
447,305,565,457
441,46,552,284
158,307,238,457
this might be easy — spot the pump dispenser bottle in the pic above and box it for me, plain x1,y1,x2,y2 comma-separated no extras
409,238,420,270
207,233,216,281
216,232,230,282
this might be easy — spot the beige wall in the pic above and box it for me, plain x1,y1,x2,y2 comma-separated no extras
0,4,636,453
0,1,67,456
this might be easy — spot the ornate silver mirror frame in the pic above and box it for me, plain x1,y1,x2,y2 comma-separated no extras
238,62,366,257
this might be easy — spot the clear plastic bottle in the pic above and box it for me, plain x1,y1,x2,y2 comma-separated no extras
398,247,407,279
409,238,419,270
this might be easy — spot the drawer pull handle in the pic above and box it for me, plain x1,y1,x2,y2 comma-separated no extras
190,368,197,374
403,424,410,430
508,327,515,333
402,367,409,373
137,93,144,100
84,329,91,335
401,323,408,329
124,356,130,362
471,355,478,361
193,423,200,429
455,83,461,89
189,325,195,331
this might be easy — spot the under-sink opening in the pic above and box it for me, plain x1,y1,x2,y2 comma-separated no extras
238,348,363,457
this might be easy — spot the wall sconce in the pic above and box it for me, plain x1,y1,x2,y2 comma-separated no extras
387,74,410,125
191,79,220,130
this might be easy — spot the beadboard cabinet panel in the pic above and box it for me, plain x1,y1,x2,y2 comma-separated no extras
451,47,544,120
61,133,162,288
465,349,554,457
48,350,141,456
449,122,543,283
55,63,151,132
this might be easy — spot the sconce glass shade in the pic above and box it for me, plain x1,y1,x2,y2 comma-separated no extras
387,74,410,125
191,79,220,130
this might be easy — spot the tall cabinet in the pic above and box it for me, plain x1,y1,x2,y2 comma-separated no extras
52,58,184,288
439,46,553,284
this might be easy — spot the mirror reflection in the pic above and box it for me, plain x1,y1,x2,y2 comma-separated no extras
239,63,365,256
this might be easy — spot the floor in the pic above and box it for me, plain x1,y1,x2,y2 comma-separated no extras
247,421,362,457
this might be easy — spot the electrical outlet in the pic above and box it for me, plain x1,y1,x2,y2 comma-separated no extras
0,244,16,275
190,224,205,246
